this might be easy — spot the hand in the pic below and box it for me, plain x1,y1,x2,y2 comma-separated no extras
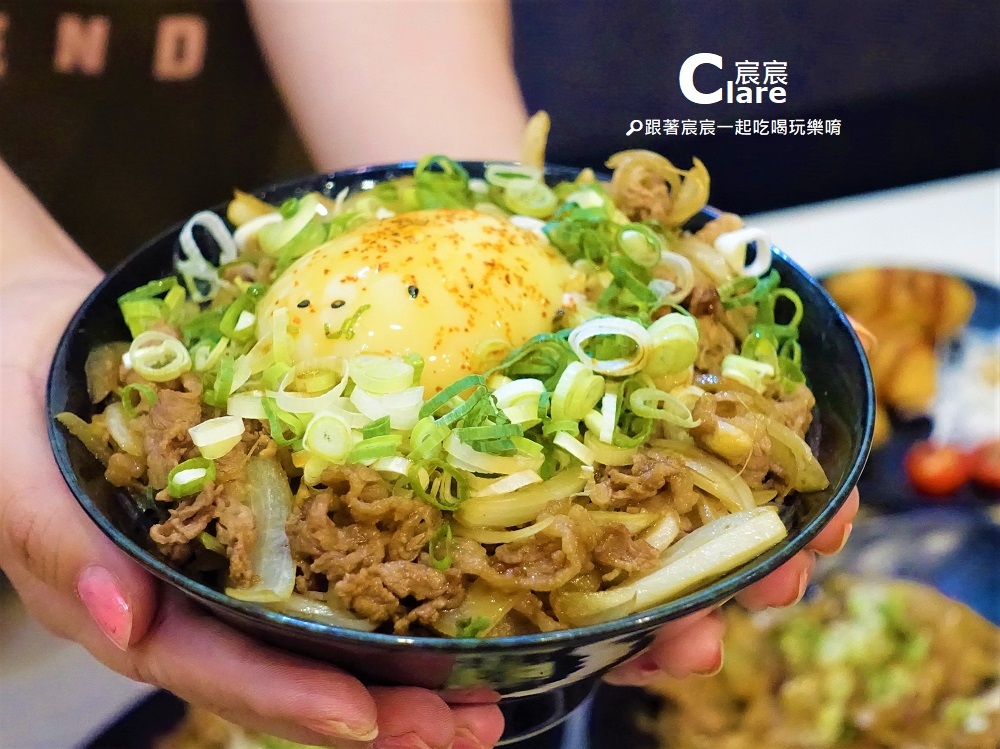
0,275,504,749
604,488,859,685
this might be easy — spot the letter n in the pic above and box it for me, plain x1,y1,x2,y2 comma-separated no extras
153,15,207,82
53,13,110,75
0,13,9,79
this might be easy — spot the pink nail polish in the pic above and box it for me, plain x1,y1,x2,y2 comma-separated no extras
77,566,132,651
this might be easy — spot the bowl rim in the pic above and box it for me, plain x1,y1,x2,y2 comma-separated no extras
47,160,876,653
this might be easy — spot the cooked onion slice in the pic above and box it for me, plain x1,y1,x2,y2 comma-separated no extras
226,457,295,603
551,507,786,626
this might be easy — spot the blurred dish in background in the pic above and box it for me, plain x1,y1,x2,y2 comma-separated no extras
824,268,975,446
825,269,999,505
587,508,1000,749
638,576,999,748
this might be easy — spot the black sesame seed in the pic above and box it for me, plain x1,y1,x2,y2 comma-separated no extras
297,299,310,308
331,300,346,309
408,285,419,298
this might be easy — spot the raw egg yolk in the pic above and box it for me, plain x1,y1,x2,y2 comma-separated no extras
258,208,574,392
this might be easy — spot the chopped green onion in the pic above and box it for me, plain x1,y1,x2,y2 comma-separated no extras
162,282,187,315
568,317,651,376
408,458,469,511
629,387,699,428
419,375,486,419
428,523,453,570
484,163,542,190
324,303,370,341
553,430,595,465
721,354,775,393
119,298,166,337
203,356,235,408
414,155,472,209
645,313,699,376
404,353,425,386
551,361,605,421
189,415,245,459
219,297,258,343
198,532,226,555
227,392,267,420
542,419,580,436
456,422,523,443
348,434,402,463
455,615,491,639
167,457,216,498
361,415,391,438
263,362,292,391
262,397,306,448
128,331,192,382
120,383,158,418
302,411,354,462
409,416,451,461
616,224,663,268
119,277,179,303
350,354,415,394
489,332,574,390
503,180,558,219
192,337,229,372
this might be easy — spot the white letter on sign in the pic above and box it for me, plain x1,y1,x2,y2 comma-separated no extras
679,53,723,105
153,15,207,82
53,13,110,75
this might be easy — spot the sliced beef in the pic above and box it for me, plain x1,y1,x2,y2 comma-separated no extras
774,383,816,438
140,373,204,490
333,561,464,634
593,522,659,573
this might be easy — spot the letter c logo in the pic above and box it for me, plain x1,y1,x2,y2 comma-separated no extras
679,53,723,104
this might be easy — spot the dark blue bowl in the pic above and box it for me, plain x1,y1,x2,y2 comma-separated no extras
46,163,875,743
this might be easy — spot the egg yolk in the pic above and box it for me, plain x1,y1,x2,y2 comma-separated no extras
258,208,574,392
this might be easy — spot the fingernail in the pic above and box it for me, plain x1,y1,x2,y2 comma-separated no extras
311,720,379,743
454,727,486,749
834,523,853,554
374,732,435,749
77,566,131,651
696,646,724,677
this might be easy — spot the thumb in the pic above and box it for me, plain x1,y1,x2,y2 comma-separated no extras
0,365,159,649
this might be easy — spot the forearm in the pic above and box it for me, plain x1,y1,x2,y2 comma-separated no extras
0,160,101,290
248,0,528,170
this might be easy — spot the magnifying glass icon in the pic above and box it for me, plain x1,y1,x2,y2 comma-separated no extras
626,119,643,136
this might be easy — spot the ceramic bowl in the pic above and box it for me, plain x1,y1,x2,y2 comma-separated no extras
47,163,875,743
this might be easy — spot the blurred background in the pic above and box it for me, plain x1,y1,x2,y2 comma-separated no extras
0,0,997,268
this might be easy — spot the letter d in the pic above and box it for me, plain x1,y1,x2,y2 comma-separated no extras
679,53,723,105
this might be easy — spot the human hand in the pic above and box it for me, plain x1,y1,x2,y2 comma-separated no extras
0,278,504,749
604,488,859,685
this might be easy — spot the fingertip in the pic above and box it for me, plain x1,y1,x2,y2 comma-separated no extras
452,704,504,749
736,549,815,611
370,687,454,749
604,610,726,684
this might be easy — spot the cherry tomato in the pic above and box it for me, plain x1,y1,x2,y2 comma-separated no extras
969,439,1000,493
904,441,971,496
